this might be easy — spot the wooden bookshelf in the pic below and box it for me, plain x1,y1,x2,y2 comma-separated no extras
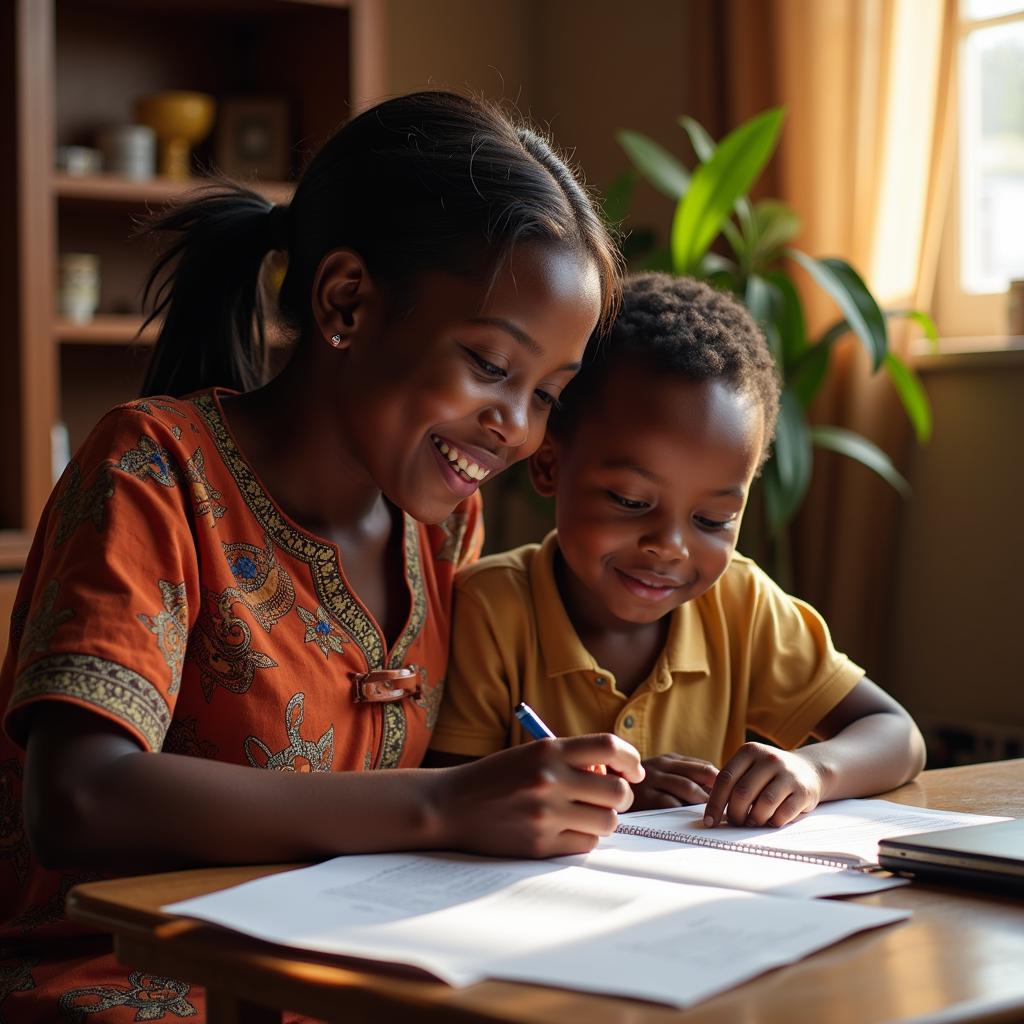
1,0,385,574
54,315,290,349
54,172,293,207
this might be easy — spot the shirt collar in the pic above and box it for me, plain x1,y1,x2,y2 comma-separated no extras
530,531,709,682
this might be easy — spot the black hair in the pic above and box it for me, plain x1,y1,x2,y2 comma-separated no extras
140,90,622,398
550,273,781,466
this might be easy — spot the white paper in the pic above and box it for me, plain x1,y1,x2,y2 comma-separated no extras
565,831,903,898
576,798,1009,900
620,798,1010,865
165,852,908,1007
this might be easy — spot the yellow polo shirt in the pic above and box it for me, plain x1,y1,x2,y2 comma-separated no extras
432,531,865,764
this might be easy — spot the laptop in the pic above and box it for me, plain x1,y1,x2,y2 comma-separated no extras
878,818,1024,894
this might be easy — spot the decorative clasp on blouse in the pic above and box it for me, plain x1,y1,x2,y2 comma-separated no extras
351,665,422,703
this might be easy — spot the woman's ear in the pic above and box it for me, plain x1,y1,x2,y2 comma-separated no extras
528,434,561,497
311,249,377,349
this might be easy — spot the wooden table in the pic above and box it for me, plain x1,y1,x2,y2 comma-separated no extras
68,759,1024,1024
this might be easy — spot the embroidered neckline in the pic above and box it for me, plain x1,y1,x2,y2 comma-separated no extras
191,390,426,675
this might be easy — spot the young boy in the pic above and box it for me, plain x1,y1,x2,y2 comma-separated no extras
428,274,925,827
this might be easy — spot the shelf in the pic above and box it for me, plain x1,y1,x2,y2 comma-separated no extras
55,315,156,345
55,315,290,348
54,173,294,207
0,531,32,572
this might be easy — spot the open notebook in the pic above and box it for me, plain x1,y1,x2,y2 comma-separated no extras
164,799,1001,1009
571,797,1010,899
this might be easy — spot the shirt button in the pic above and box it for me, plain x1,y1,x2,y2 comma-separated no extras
623,715,634,729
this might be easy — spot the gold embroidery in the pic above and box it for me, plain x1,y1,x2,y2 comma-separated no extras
138,580,189,694
194,394,430,770
193,393,385,668
163,717,217,759
414,670,445,731
129,399,186,419
58,972,198,1019
221,534,294,631
54,460,115,546
11,870,103,933
436,510,469,563
188,588,277,702
244,693,334,772
9,601,29,648
18,579,74,663
184,447,226,526
297,604,349,657
374,518,427,769
0,957,36,1006
118,434,178,487
12,654,170,751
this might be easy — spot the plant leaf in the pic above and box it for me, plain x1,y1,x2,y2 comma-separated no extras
765,389,812,529
887,308,940,352
790,251,888,369
764,270,807,369
752,199,801,260
788,339,833,408
809,425,910,497
671,108,785,275
745,273,779,330
602,170,636,226
883,352,932,443
616,130,690,201
678,114,763,260
678,115,716,162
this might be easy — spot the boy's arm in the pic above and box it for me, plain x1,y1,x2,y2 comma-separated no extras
704,678,925,827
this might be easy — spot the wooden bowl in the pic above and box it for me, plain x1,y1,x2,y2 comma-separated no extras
136,91,216,180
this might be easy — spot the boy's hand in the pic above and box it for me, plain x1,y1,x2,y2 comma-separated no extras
434,734,644,859
630,753,718,811
703,742,824,828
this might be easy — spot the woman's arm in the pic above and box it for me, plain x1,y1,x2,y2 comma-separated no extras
25,704,644,872
702,678,925,827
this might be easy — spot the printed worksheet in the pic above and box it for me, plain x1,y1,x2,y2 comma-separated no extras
165,851,909,1007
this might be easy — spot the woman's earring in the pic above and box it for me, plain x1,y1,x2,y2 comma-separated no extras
329,334,343,348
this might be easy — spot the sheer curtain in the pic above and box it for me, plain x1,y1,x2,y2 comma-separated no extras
690,0,957,672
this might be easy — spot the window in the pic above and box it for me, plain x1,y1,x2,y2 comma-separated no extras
933,1,1024,338
958,1,1024,295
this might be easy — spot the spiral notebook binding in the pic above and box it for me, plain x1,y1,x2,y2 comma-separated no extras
614,823,877,872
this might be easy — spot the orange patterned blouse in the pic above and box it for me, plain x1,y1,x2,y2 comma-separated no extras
0,389,482,1021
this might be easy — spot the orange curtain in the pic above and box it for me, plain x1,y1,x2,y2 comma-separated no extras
690,0,958,674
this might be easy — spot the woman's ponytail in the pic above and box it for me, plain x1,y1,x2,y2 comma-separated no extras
139,183,283,398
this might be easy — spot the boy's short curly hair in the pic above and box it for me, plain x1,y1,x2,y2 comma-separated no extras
550,273,781,466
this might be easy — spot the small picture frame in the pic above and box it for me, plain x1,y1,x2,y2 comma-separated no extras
215,98,290,181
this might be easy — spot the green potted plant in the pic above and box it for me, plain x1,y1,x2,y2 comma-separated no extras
609,109,937,586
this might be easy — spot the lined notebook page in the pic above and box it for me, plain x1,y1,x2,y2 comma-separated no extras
620,798,1010,865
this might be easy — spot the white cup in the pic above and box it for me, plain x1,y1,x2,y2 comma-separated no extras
58,253,100,324
97,124,156,180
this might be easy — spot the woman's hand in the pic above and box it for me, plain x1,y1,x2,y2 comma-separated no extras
432,734,644,858
703,742,823,828
630,753,718,812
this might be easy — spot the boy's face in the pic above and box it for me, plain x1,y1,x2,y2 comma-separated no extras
531,363,765,629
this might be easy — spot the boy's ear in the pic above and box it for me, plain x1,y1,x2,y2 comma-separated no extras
311,248,378,350
528,434,561,497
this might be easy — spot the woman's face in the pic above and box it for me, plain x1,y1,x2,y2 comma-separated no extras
338,242,602,524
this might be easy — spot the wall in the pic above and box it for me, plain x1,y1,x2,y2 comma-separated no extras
886,349,1024,763
383,0,697,261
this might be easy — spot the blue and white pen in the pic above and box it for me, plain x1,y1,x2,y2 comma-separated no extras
514,701,556,741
